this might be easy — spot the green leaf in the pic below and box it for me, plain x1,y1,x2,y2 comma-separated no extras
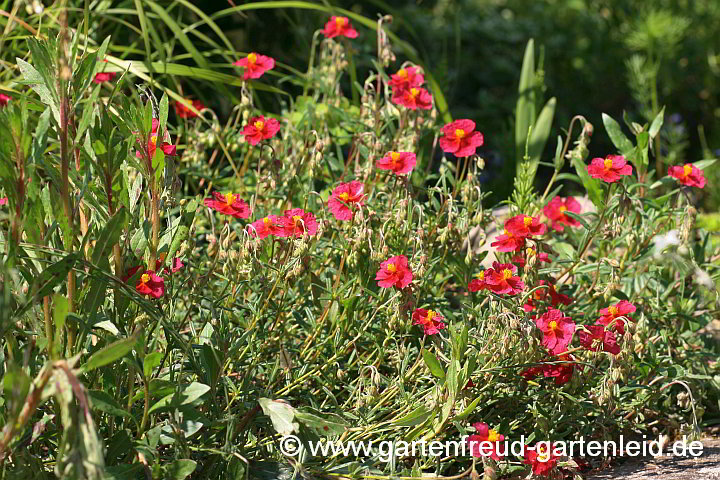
694,159,717,170
421,348,445,380
52,293,69,333
515,39,536,162
81,332,139,373
149,382,212,414
89,390,133,419
258,398,298,435
649,107,665,139
91,207,128,265
524,97,556,177
166,460,197,480
14,253,79,318
295,411,347,435
572,156,604,209
602,113,634,154
393,405,432,427
143,351,163,378
455,396,483,421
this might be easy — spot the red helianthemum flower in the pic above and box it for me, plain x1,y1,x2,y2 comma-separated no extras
242,115,281,145
391,86,433,110
535,308,576,355
596,300,636,334
468,270,489,292
135,270,165,299
155,253,185,275
203,192,251,219
93,72,117,84
668,163,706,188
587,154,633,183
0,93,11,107
411,308,446,335
328,181,365,221
0,197,7,206
248,215,282,239
523,443,559,477
577,325,621,355
388,66,424,93
376,255,413,289
277,208,318,237
486,262,524,295
233,52,275,80
490,228,526,252
439,119,484,158
376,151,417,175
506,214,547,237
174,99,205,119
544,196,582,232
322,16,358,39
466,422,505,461
136,118,177,161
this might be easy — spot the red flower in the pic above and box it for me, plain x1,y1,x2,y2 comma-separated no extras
0,197,7,206
490,228,526,252
587,154,632,183
468,270,489,292
521,353,576,386
0,93,10,107
154,254,184,275
174,99,205,119
93,72,117,84
136,119,177,161
512,246,551,268
322,16,358,39
376,255,413,289
411,308,446,335
248,215,282,239
466,422,505,461
135,270,165,298
328,181,365,220
376,151,417,175
391,86,433,110
486,262,524,295
668,163,706,188
523,443,559,477
439,119,484,157
505,214,547,237
577,325,621,355
388,67,424,93
203,192,251,219
277,208,318,237
544,196,582,232
242,115,281,145
596,300,636,335
535,308,576,355
233,52,275,80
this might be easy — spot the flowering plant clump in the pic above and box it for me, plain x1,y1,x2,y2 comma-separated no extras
0,5,717,480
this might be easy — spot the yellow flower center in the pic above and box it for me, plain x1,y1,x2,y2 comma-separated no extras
608,305,618,316
293,215,302,225
386,263,396,273
150,135,158,146
502,269,513,280
263,217,272,226
455,129,465,139
339,192,350,201
683,164,692,176
487,430,500,443
537,446,550,462
425,310,436,322
604,158,613,169
549,320,558,330
523,216,533,227
247,53,257,64
335,17,347,28
503,228,513,237
141,273,150,284
476,271,485,280
254,120,265,131
558,205,567,213
410,87,419,98
526,247,536,256
397,68,407,78
390,152,401,162
225,193,236,206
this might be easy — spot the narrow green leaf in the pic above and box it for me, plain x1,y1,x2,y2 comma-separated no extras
649,107,665,139
91,207,128,265
602,113,634,154
421,348,445,379
82,332,139,373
